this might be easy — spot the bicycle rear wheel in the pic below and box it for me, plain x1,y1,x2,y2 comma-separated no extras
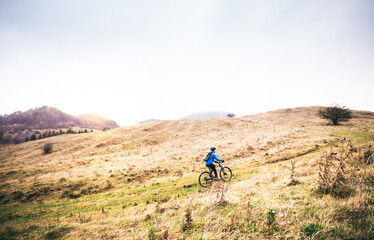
199,171,213,187
220,167,232,182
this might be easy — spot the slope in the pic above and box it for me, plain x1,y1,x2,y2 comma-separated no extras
0,106,373,239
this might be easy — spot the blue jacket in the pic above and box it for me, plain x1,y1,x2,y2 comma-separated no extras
205,151,223,166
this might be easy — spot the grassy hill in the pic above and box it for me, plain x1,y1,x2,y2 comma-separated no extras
0,106,373,239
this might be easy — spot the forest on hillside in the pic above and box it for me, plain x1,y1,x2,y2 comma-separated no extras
0,106,119,144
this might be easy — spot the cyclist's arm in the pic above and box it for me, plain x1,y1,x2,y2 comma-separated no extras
212,153,224,162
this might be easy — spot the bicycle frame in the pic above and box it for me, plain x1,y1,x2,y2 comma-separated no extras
208,162,222,176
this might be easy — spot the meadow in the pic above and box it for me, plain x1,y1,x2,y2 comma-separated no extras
0,106,373,239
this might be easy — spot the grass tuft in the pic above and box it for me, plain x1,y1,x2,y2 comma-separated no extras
301,223,323,237
44,226,74,240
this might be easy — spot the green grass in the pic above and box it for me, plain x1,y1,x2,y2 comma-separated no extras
301,222,323,237
334,130,374,144
0,173,199,224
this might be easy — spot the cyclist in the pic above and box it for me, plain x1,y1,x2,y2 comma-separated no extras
205,147,224,180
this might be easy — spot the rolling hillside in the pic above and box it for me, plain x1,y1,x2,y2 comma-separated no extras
0,106,373,239
0,106,119,144
0,106,119,131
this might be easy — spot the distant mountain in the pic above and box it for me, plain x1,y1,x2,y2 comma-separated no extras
182,111,234,120
0,106,119,132
138,119,161,124
78,114,119,130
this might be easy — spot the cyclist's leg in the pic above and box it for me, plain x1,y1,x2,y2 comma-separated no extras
207,165,213,177
208,164,218,178
213,165,218,178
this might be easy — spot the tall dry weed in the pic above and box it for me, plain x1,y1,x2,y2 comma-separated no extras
317,138,355,198
182,206,193,232
288,159,300,186
214,183,228,206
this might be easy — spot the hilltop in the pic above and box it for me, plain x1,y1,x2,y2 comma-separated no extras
0,106,373,239
182,111,232,120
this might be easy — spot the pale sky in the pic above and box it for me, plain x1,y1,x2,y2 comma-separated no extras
1,0,373,125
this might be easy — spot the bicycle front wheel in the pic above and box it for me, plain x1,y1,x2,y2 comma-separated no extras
199,171,213,188
220,167,232,182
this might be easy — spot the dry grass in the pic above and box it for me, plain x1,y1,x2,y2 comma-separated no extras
0,106,374,239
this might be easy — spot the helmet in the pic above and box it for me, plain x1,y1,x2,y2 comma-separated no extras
210,147,216,151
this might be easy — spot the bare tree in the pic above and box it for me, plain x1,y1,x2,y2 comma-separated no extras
319,104,352,125
227,113,236,118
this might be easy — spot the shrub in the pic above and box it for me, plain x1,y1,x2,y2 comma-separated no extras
30,134,37,141
43,143,53,155
266,209,276,226
319,104,352,125
12,191,24,200
58,177,67,183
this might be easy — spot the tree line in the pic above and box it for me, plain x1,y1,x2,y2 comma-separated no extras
24,129,93,143
0,128,94,144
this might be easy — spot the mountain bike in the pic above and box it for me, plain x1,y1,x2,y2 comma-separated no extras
198,162,232,188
